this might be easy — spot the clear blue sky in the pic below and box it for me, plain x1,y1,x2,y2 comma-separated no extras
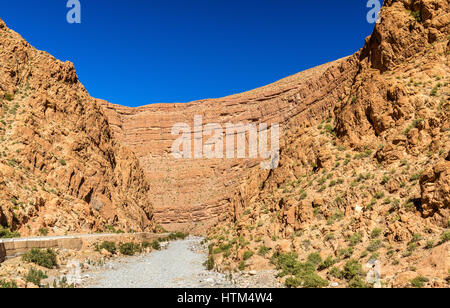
0,0,379,107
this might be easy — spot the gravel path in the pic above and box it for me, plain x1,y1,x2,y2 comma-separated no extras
83,236,280,288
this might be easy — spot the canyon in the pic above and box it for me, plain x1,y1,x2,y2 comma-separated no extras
98,55,358,231
0,0,449,288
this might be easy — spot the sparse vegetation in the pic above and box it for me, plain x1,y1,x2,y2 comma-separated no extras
371,228,382,239
367,240,382,252
318,256,335,271
343,259,364,280
95,241,117,255
410,276,429,288
307,252,322,266
425,240,434,249
170,232,189,240
243,250,254,260
205,255,215,270
430,85,439,96
22,248,58,269
4,93,14,101
441,231,450,243
0,226,20,238
119,242,141,256
348,233,363,246
327,211,344,225
410,10,422,23
0,280,18,289
151,240,161,250
26,268,47,286
258,246,270,256
38,227,49,236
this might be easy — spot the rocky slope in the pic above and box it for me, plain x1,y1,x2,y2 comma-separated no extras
0,0,447,289
0,19,154,236
207,0,450,288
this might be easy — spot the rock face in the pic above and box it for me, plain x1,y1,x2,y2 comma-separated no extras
98,0,449,240
207,0,450,288
0,19,154,235
99,55,360,231
420,158,450,217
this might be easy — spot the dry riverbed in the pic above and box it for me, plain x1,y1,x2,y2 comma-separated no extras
81,236,281,288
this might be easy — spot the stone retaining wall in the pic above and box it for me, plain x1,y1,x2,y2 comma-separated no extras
0,233,168,263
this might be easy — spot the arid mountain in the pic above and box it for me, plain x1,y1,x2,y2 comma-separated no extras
0,18,154,236
0,0,448,289
99,56,358,231
204,0,449,288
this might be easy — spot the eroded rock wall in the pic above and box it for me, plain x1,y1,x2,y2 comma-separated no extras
99,55,360,231
0,19,154,236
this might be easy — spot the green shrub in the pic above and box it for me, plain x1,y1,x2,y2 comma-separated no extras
348,276,371,288
38,228,49,236
105,225,124,234
22,248,58,269
59,159,67,166
238,260,246,271
339,247,354,259
152,240,161,250
318,256,335,271
119,242,141,256
243,250,254,260
206,255,214,270
327,211,344,225
281,256,329,288
329,267,343,279
302,272,329,288
349,233,363,246
441,231,450,243
212,247,223,254
307,252,322,266
53,276,75,288
410,276,429,288
168,232,189,241
0,280,17,288
26,268,47,286
219,242,232,252
430,85,438,96
410,10,422,23
343,259,364,280
258,246,270,256
374,192,385,200
97,241,117,254
425,241,434,249
411,233,422,243
371,228,382,239
360,251,369,258
273,252,300,276
367,240,382,252
285,276,302,288
0,226,20,239
410,173,421,182
4,93,13,101
141,241,152,249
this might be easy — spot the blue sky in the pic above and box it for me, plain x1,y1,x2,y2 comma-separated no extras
0,1,379,107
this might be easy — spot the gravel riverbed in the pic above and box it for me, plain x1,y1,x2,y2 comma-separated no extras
81,236,280,288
